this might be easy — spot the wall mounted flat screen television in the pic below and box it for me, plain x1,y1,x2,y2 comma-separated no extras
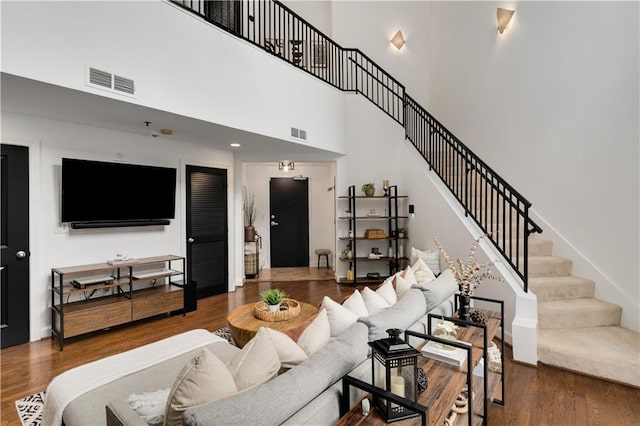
61,158,177,228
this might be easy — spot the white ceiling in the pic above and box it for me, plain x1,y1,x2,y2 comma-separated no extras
1,73,342,161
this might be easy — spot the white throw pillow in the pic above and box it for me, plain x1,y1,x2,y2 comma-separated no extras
411,247,441,274
127,388,170,425
165,348,238,426
284,308,331,356
322,296,360,337
400,265,419,286
342,289,369,318
261,327,308,368
411,257,437,285
226,327,281,390
362,286,391,315
394,274,413,298
376,279,398,305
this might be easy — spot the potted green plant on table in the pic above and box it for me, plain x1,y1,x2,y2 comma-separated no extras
361,183,375,197
260,288,287,312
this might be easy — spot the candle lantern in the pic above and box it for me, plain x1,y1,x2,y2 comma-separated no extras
369,328,420,422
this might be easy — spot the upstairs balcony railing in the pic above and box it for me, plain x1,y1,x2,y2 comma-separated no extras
171,0,542,291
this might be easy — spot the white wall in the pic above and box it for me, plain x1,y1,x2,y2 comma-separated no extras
421,1,639,329
331,1,430,107
335,95,406,280
2,112,235,340
1,0,347,155
242,161,336,270
283,0,333,37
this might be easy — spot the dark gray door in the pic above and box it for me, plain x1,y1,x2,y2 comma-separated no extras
269,177,309,267
186,166,228,298
1,144,30,348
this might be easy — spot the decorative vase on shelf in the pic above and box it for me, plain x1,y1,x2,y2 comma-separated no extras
244,226,256,242
458,294,471,322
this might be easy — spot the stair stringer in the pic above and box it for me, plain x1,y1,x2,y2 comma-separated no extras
401,140,539,365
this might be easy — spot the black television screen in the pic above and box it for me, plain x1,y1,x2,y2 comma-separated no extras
61,158,177,224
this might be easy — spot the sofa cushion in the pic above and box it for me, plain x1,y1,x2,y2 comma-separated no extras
341,289,369,317
361,286,391,315
165,348,238,426
411,257,436,284
411,247,441,274
284,308,331,356
394,274,412,298
322,296,359,337
126,388,169,425
357,288,427,341
226,327,280,390
375,279,397,305
182,322,370,426
261,328,308,368
418,269,459,312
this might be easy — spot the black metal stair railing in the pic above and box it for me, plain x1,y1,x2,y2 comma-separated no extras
170,0,542,291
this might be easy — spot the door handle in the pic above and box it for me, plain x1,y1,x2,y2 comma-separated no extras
16,250,28,259
187,238,194,243
271,221,279,226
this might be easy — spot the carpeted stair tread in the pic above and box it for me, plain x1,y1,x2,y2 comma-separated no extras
526,237,554,256
529,276,595,302
527,256,573,277
538,326,640,387
538,298,622,329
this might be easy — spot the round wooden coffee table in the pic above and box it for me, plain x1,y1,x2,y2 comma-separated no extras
227,301,318,348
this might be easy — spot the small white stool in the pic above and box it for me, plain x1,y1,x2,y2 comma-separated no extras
314,249,331,269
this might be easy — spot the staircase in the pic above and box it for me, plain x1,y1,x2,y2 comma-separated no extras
527,235,640,388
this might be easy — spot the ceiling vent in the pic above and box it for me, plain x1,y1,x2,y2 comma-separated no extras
114,75,135,95
290,127,307,141
87,66,135,97
89,67,112,89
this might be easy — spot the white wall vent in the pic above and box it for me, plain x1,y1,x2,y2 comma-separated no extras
89,67,112,89
290,127,307,141
86,66,136,97
114,75,135,95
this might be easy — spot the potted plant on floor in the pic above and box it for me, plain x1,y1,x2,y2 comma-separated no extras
260,288,287,312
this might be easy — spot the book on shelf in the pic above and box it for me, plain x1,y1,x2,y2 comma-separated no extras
70,275,114,288
107,258,139,266
421,338,471,367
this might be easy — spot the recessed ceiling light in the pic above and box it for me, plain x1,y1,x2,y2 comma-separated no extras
230,143,240,147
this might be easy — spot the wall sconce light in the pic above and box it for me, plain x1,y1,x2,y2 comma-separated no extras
278,161,294,171
409,204,415,217
390,30,406,50
497,8,515,34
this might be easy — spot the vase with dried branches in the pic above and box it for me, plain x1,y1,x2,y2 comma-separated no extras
433,235,503,321
243,186,257,242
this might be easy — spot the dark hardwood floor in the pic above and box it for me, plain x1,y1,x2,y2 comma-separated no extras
1,270,638,425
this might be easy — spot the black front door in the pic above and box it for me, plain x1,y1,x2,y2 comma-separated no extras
186,166,228,298
269,177,309,267
1,144,30,348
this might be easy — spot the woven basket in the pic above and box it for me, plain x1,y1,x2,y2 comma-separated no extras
254,298,301,322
